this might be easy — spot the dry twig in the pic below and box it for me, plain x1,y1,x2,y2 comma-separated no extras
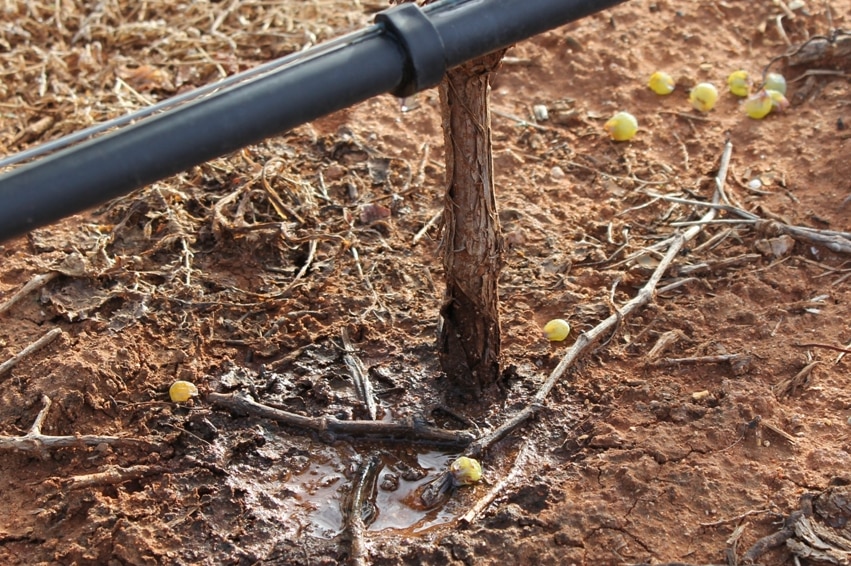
208,391,473,447
0,328,63,378
0,395,161,454
412,209,442,245
773,360,820,397
460,442,534,525
59,464,167,490
0,272,60,315
341,327,378,421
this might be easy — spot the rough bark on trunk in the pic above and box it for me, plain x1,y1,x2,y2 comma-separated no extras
437,51,506,392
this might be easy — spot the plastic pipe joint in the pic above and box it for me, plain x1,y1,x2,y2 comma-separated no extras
375,3,446,97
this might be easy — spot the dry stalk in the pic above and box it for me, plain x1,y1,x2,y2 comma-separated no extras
773,360,820,397
459,442,535,525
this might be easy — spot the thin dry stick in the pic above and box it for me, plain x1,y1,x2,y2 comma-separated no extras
773,361,820,396
412,209,442,245
677,254,762,276
492,108,552,131
760,420,798,445
772,222,851,254
0,327,63,378
836,338,851,364
460,442,534,524
700,507,774,527
648,189,851,254
412,142,430,187
341,328,378,420
650,353,751,367
645,329,685,362
59,464,167,490
276,238,317,296
261,159,305,224
725,521,748,565
795,342,851,354
0,271,60,315
0,395,161,454
657,277,699,294
208,392,473,446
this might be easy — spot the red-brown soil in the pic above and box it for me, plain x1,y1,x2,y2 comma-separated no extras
1,1,850,564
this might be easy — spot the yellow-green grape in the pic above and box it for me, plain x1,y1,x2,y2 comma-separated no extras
764,72,787,95
449,456,482,486
743,90,773,120
603,111,638,141
648,71,675,95
169,380,199,403
543,318,571,342
727,70,750,97
689,82,718,112
766,89,789,112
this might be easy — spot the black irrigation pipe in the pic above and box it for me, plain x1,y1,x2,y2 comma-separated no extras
0,0,627,243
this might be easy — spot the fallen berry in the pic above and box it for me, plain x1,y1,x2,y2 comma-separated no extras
543,318,571,341
689,82,718,112
603,111,638,141
727,70,750,97
169,380,199,403
648,71,675,95
450,456,483,486
764,72,787,95
743,89,773,119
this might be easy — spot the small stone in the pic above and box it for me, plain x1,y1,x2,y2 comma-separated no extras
550,166,566,179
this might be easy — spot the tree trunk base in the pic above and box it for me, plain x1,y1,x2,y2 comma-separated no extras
437,50,506,394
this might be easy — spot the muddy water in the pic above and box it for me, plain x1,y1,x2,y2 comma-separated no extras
221,429,463,542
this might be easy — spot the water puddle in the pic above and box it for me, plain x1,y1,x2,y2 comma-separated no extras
268,443,462,538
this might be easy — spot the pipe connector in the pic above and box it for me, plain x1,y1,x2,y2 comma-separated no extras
375,3,446,97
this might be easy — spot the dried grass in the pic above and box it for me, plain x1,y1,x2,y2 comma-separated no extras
1,0,370,154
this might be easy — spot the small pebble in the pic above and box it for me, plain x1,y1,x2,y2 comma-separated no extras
533,104,549,121
550,166,566,179
748,178,763,190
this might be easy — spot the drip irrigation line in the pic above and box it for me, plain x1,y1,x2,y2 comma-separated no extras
0,26,384,170
0,0,627,243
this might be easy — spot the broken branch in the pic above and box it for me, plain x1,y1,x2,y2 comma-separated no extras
208,391,473,447
0,395,162,454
